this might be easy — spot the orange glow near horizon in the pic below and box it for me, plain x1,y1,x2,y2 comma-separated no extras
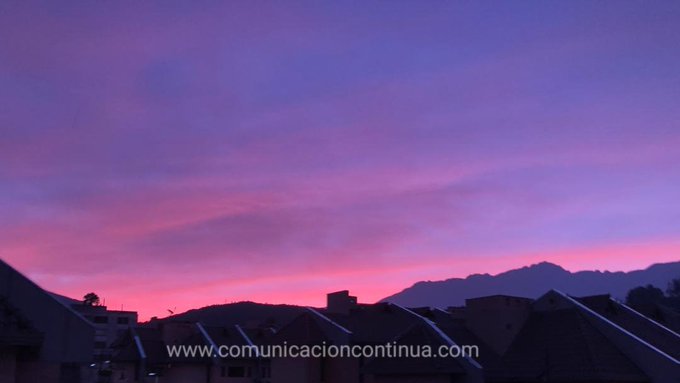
6,237,679,321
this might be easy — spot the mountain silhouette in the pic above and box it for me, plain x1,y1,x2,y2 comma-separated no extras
381,261,680,307
156,301,307,328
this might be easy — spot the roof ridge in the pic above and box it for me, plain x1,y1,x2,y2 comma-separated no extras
553,290,679,364
389,303,482,369
195,322,218,360
1,259,93,328
235,324,259,357
388,303,435,324
613,298,680,340
130,327,147,360
306,307,352,334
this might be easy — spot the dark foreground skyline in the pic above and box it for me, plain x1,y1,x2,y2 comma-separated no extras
1,2,680,320
2,258,679,383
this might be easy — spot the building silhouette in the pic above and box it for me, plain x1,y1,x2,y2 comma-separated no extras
2,260,678,383
0,259,95,383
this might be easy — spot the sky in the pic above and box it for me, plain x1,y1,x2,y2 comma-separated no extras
1,1,680,320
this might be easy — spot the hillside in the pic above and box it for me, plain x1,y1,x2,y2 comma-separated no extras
155,301,308,328
381,261,680,308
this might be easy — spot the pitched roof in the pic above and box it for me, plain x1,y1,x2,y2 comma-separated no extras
241,326,276,346
577,295,680,361
134,327,172,365
269,308,351,346
112,324,207,365
0,259,94,363
655,303,680,333
362,321,467,375
489,307,649,382
413,307,500,368
201,324,252,348
324,303,422,345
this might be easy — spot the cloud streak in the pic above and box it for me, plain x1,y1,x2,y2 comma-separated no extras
1,1,680,319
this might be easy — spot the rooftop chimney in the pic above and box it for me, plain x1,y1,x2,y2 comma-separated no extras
326,290,357,315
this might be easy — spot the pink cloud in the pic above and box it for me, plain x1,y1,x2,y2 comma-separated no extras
2,2,680,321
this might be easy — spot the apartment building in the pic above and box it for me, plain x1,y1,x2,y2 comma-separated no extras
69,302,138,362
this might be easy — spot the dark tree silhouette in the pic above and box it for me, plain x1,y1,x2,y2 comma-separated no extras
665,278,680,313
667,278,680,298
83,292,100,306
625,285,664,310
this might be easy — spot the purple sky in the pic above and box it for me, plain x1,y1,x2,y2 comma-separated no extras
1,1,680,319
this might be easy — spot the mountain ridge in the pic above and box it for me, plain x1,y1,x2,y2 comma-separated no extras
381,261,680,308
145,261,679,326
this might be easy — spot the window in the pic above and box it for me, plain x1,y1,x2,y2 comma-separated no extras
117,317,130,325
227,366,245,377
94,341,107,349
260,361,271,378
93,316,108,324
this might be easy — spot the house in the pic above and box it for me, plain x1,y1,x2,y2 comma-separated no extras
0,259,95,383
107,288,680,383
411,306,500,370
484,290,680,382
577,294,680,361
110,321,262,383
360,309,483,383
52,292,138,369
267,307,354,383
267,290,484,383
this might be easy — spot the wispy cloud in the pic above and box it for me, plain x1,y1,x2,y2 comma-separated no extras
1,1,680,319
